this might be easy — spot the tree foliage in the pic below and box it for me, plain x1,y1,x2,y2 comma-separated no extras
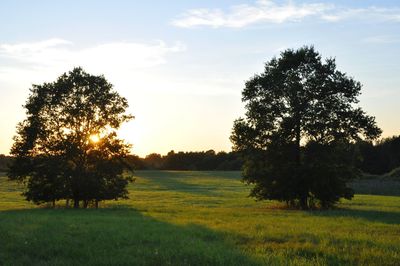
8,67,134,208
231,46,381,209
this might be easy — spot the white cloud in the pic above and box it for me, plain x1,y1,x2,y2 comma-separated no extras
362,35,400,44
0,38,185,74
321,6,400,22
172,0,400,28
172,0,331,28
0,38,72,54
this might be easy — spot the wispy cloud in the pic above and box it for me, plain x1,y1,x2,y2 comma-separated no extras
172,0,400,28
362,35,400,44
0,38,185,73
321,6,400,22
172,0,331,28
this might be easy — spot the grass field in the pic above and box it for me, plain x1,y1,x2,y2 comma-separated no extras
0,171,399,265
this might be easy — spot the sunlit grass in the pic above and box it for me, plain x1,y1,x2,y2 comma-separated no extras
0,171,399,265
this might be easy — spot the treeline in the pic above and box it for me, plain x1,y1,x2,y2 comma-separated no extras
0,154,13,172
0,151,242,172
1,136,399,174
357,135,400,174
125,137,400,173
126,150,243,171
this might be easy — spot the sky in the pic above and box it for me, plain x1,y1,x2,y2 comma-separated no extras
0,0,399,157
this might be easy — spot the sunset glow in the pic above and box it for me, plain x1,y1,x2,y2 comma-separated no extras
0,1,399,157
89,134,100,144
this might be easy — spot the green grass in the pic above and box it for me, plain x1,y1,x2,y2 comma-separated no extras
1,171,399,265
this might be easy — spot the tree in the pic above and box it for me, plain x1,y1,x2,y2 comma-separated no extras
231,46,381,209
8,67,134,208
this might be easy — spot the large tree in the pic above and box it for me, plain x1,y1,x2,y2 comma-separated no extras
231,46,381,209
8,67,134,208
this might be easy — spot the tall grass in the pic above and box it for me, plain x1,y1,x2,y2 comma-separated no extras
0,171,399,265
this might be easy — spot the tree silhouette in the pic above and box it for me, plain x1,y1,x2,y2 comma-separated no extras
8,67,134,208
231,46,381,209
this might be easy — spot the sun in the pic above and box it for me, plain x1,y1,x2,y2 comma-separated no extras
89,134,100,143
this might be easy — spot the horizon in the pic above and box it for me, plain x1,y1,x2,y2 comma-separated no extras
1,0,400,157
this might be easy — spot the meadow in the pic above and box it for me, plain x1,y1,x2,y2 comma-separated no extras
0,171,399,265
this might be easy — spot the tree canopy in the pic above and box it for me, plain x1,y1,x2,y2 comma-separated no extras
231,46,381,209
8,67,134,208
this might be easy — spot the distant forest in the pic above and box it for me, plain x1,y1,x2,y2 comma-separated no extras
356,135,400,174
126,150,243,171
1,135,399,174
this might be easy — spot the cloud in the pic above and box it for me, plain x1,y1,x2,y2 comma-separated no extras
362,35,400,44
172,0,400,28
0,38,186,75
321,7,400,22
172,0,331,28
0,38,72,54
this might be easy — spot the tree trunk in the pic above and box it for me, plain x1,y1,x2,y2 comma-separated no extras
73,199,79,208
52,199,56,208
95,200,99,209
295,129,304,207
83,200,88,208
66,199,70,208
294,113,308,210
295,134,301,164
295,114,301,165
300,196,308,210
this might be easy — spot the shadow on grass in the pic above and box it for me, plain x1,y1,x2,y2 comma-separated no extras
308,208,400,225
0,208,260,266
151,177,221,196
137,171,224,196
